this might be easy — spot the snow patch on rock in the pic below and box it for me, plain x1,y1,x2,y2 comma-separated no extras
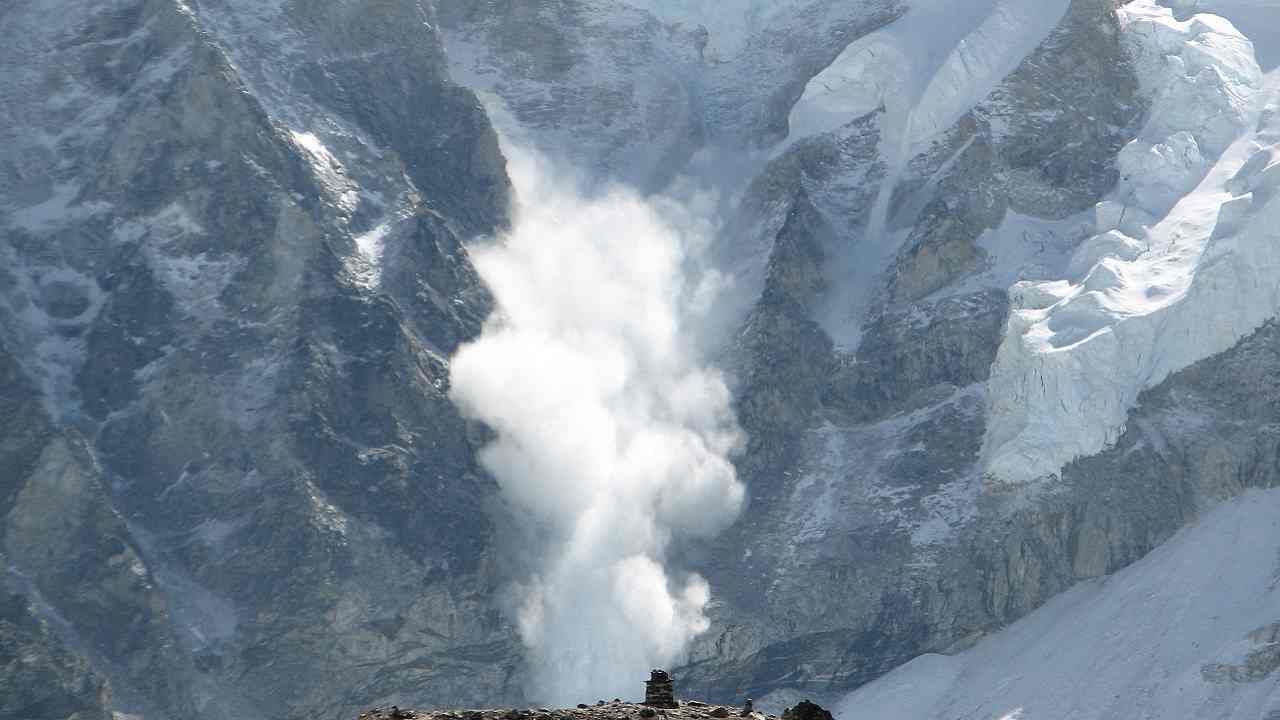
776,386,986,566
115,203,247,326
349,222,391,289
10,183,113,233
291,131,360,215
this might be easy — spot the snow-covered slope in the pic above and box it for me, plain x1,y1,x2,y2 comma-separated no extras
788,0,1071,154
1169,0,1280,70
984,2,1278,484
838,487,1280,720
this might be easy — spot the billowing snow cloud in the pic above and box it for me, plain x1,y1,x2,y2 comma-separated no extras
449,147,744,705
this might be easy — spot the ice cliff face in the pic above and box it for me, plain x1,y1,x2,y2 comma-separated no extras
985,2,1273,485
4,0,1280,718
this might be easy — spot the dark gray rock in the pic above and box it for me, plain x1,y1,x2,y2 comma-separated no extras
825,290,1010,423
1,0,520,717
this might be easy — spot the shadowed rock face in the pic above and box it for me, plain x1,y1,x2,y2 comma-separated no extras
0,590,111,720
2,0,516,718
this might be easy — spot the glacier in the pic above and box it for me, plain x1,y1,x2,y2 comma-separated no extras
983,0,1280,485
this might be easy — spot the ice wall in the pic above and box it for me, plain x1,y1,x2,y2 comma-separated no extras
983,1,1272,484
616,0,807,59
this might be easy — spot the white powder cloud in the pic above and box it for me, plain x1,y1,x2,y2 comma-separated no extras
449,146,744,706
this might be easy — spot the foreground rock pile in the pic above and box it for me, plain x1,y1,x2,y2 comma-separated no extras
356,698,838,720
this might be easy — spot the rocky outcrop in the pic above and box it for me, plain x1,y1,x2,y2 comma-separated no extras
676,0,1162,703
1,0,518,717
0,591,111,720
1202,623,1280,684
781,700,833,720
825,290,1009,423
0,343,115,720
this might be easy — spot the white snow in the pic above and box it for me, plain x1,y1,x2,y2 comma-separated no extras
290,131,359,215
114,202,247,325
1167,0,1280,70
788,0,1070,157
838,487,1280,720
149,252,246,323
983,1,1273,485
348,222,391,289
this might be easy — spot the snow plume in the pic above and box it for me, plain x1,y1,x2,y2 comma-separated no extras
448,147,745,705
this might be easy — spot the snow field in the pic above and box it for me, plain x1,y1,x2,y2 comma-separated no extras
840,487,1280,720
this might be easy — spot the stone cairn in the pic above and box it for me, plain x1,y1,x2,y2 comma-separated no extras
643,669,678,709
781,700,833,720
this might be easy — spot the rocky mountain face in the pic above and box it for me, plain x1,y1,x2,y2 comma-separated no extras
2,1,516,717
3,0,1280,718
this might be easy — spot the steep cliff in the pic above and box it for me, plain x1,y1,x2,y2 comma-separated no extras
2,0,517,717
